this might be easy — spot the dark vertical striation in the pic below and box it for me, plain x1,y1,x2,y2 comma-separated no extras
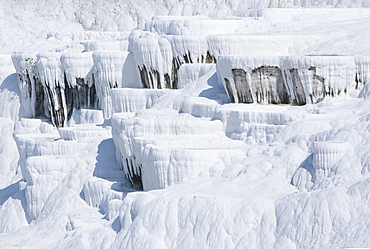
224,78,235,103
64,76,94,121
308,67,325,104
34,76,46,117
232,69,253,103
225,65,331,106
250,66,288,104
44,85,65,128
288,69,306,105
139,65,151,88
125,158,143,190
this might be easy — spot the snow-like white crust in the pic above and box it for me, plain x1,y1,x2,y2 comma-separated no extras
2,5,370,249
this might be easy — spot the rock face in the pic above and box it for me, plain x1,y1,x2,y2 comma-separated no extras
229,66,306,105
251,67,288,104
229,67,290,104
217,56,368,105
288,68,307,105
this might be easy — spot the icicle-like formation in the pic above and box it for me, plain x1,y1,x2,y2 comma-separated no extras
132,32,173,89
165,35,210,88
13,50,121,127
355,56,370,89
217,55,357,105
311,141,350,181
36,52,66,127
92,51,128,89
166,35,208,63
92,51,129,119
132,23,319,92
11,52,42,118
130,31,217,89
36,52,64,89
61,52,94,88
61,52,96,120
130,29,318,91
111,113,140,188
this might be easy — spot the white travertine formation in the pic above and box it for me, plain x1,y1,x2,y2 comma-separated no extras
3,5,370,249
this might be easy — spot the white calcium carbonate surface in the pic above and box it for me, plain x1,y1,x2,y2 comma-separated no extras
1,2,370,249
